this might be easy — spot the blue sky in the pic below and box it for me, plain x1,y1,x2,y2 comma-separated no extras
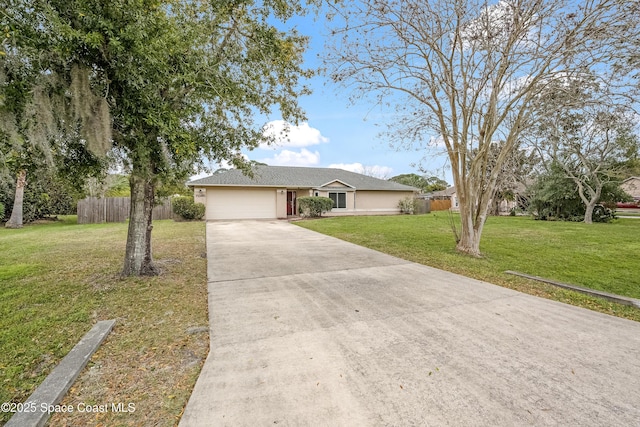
198,8,452,184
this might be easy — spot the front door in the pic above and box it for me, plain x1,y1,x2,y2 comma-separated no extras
286,191,296,215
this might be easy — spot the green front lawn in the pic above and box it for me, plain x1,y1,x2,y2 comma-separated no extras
295,213,640,321
0,217,208,426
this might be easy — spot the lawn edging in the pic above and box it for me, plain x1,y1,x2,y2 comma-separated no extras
5,319,116,427
505,271,640,309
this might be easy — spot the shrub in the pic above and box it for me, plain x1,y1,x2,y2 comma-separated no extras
0,202,4,221
593,204,615,223
172,196,205,220
398,196,417,214
298,196,334,217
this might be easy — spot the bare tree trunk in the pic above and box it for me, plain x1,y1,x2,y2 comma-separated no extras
576,181,601,225
582,191,600,225
456,218,485,257
457,219,481,256
454,183,486,257
584,202,596,224
5,169,26,229
122,166,159,276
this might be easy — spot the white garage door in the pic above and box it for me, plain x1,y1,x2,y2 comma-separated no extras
206,188,276,220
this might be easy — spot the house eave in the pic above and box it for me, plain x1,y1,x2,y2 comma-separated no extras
188,182,417,192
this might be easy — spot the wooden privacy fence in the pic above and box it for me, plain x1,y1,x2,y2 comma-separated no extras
430,199,452,211
77,197,173,224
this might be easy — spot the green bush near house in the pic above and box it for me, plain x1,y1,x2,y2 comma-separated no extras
172,196,205,220
298,196,334,217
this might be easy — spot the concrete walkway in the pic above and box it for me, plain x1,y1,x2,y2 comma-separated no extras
179,220,640,426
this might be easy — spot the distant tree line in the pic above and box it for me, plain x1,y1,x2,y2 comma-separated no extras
389,174,449,193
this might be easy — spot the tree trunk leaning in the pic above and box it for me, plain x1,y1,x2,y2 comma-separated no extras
584,202,596,224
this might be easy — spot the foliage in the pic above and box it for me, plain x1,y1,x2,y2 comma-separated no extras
527,164,629,223
389,174,448,193
83,176,128,198
471,142,538,215
529,75,640,224
326,0,638,256
0,202,4,220
4,0,319,275
89,172,190,201
398,196,417,214
172,196,205,221
156,180,192,199
0,167,79,222
298,196,334,217
424,177,449,193
104,175,130,197
526,165,580,220
591,205,616,223
1,11,110,227
295,214,640,320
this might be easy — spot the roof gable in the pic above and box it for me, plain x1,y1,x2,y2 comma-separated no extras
621,176,640,197
429,186,456,197
318,179,354,189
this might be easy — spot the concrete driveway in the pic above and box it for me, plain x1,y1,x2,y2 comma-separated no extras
180,220,640,426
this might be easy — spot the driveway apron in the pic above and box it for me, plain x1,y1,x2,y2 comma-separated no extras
179,220,640,426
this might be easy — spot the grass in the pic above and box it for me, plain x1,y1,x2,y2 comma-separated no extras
295,213,640,322
0,216,208,426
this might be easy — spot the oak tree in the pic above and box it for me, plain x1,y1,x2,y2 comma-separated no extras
5,0,316,274
531,86,639,224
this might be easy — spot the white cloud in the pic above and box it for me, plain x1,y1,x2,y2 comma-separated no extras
261,148,321,167
329,162,364,172
328,162,393,179
261,120,329,149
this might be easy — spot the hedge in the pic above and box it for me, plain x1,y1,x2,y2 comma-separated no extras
172,196,205,220
297,196,334,217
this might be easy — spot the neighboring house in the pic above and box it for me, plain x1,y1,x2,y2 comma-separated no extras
621,176,640,201
421,186,457,211
187,165,417,220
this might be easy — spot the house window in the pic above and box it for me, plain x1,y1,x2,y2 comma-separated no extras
329,192,346,208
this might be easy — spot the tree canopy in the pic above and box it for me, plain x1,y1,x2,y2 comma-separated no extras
526,162,629,222
527,73,640,223
3,0,318,274
389,173,448,193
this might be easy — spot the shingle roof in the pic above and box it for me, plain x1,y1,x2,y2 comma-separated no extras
428,186,457,197
187,165,417,191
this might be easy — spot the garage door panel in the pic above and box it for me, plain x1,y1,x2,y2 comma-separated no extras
206,188,276,220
